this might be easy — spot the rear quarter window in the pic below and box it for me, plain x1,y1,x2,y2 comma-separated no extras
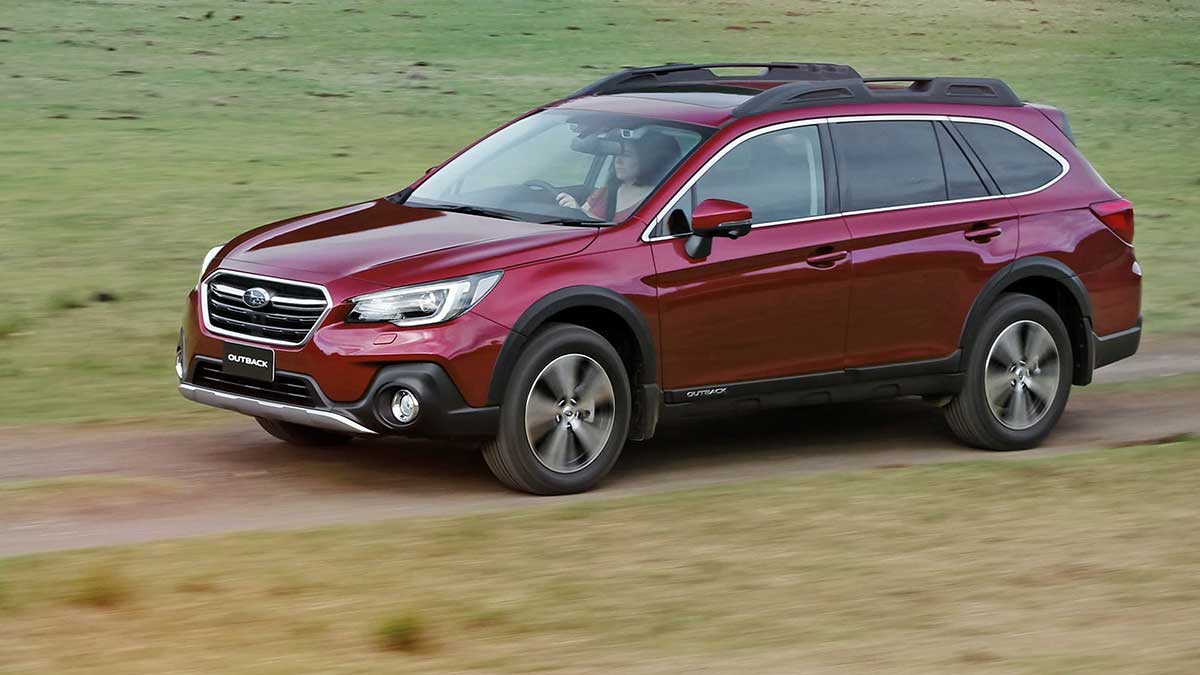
953,121,1064,194
935,123,989,200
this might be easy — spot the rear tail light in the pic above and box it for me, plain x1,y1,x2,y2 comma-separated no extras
1090,199,1134,244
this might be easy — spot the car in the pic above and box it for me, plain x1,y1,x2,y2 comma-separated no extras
178,62,1142,495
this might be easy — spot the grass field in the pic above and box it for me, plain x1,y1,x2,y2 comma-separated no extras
1,437,1198,673
2,0,1198,426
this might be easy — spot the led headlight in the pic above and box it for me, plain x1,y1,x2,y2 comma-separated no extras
198,244,224,286
347,271,502,327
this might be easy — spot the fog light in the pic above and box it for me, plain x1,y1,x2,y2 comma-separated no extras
391,389,420,424
175,352,185,380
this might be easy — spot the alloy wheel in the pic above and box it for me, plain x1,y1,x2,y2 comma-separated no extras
984,320,1061,430
524,353,616,473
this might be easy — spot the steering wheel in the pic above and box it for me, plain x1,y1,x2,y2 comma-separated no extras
523,179,560,195
522,179,584,217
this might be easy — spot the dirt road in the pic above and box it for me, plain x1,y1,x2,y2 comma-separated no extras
3,338,1198,557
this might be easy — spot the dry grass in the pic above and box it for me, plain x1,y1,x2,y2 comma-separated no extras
68,566,134,609
1,438,1199,673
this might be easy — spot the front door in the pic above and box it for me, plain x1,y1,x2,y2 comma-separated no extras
649,124,853,391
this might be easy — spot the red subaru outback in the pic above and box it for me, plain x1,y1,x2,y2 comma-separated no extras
179,63,1141,494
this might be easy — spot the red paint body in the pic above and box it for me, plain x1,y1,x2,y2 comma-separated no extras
841,197,1020,366
183,87,1140,413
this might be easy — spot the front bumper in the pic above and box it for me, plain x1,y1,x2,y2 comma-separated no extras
180,358,500,438
181,262,511,437
182,274,509,407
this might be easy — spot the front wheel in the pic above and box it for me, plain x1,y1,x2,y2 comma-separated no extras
945,293,1073,450
482,323,631,495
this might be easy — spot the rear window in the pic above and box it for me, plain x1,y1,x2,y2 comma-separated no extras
953,121,1064,194
832,120,946,212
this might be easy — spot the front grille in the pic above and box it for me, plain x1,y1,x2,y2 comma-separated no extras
203,272,329,346
192,360,319,407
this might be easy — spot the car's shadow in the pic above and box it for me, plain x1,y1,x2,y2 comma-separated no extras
617,398,956,475
218,397,968,496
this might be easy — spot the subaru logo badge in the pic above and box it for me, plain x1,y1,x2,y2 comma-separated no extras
243,287,271,309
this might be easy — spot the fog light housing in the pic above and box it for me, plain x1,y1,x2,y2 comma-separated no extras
175,351,185,380
390,389,420,424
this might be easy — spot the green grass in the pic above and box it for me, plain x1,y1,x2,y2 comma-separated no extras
2,0,1198,426
374,612,430,653
2,437,1199,673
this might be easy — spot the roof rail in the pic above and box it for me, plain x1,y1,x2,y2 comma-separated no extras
569,62,862,98
731,76,1022,118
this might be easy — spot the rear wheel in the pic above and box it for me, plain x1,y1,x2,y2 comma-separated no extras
482,323,631,495
945,293,1073,450
256,417,354,447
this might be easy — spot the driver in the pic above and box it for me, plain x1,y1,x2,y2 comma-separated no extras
557,131,681,222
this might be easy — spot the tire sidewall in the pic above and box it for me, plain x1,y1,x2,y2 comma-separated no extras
963,294,1073,448
498,324,632,493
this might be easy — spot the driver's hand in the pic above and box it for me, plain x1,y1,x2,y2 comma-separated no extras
556,192,580,209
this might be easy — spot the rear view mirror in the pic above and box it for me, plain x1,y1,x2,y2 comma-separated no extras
684,199,753,258
570,135,624,156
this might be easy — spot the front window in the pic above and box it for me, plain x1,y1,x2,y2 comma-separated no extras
407,110,711,224
658,125,826,236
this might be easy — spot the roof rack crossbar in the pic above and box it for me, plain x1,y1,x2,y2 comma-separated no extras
730,76,1022,117
570,62,862,98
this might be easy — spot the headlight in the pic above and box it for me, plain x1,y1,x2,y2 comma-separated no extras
198,244,224,286
347,271,502,327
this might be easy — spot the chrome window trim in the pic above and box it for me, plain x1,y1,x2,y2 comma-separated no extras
199,270,334,348
640,114,1071,243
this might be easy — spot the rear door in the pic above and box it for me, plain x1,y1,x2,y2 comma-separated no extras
649,123,853,390
832,118,1019,368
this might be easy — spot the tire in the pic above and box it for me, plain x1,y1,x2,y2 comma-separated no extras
482,323,631,495
256,417,354,447
945,293,1073,450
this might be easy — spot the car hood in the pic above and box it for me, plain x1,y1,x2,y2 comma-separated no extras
223,199,598,288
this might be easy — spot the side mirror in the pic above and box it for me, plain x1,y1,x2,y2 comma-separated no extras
684,199,753,259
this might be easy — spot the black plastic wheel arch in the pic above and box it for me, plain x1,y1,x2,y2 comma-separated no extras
958,257,1095,384
485,286,658,407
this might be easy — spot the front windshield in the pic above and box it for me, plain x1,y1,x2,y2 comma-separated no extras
407,110,711,224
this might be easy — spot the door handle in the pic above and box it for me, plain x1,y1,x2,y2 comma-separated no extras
964,225,1003,242
806,250,848,268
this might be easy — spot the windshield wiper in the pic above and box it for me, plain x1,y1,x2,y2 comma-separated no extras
538,218,609,227
411,202,522,221
384,187,413,204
